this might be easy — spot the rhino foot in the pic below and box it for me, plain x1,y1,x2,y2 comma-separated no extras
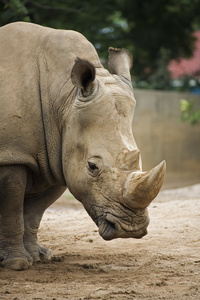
0,248,33,271
2,256,33,271
24,241,53,262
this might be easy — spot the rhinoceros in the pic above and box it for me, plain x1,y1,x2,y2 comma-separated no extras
0,22,166,270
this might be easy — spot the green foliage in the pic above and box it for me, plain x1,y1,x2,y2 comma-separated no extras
117,0,200,88
1,0,200,90
180,99,200,125
0,0,30,22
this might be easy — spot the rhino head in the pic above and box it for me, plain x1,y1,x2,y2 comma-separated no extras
62,48,166,240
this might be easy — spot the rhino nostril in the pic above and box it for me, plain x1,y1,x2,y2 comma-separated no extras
106,219,115,231
105,214,116,231
98,217,116,240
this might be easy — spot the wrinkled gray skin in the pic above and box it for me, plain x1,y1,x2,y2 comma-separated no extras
0,22,166,271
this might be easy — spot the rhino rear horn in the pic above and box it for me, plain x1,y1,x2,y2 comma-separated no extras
71,58,96,97
116,149,141,171
108,48,133,82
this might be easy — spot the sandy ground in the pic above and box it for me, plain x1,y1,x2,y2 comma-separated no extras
0,183,200,300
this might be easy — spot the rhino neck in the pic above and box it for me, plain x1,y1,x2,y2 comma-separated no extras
37,29,102,186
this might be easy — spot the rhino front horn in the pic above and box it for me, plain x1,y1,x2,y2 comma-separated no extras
123,161,166,210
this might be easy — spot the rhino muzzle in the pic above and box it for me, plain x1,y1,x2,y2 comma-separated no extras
89,160,166,241
98,214,149,241
90,201,150,241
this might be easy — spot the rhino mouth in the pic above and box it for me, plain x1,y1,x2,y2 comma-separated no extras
90,206,149,241
98,215,148,241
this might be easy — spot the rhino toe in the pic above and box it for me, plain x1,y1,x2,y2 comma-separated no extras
25,241,53,262
38,245,52,261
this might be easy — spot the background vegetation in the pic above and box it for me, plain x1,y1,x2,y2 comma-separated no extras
1,0,200,91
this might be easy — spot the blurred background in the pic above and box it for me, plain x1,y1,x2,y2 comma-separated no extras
1,0,200,188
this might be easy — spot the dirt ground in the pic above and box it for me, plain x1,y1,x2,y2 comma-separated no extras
0,182,200,300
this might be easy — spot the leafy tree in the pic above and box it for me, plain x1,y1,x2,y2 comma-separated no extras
1,0,200,89
0,0,121,59
117,0,200,86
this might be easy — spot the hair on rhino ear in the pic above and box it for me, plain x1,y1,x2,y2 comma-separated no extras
108,47,133,82
71,57,96,96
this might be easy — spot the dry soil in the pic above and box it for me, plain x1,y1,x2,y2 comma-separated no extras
0,184,200,299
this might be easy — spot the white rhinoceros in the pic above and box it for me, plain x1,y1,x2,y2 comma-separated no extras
0,22,166,270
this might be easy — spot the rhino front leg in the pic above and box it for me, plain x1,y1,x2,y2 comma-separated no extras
0,165,33,270
23,186,66,263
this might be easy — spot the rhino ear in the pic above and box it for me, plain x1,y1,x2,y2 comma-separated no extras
108,47,133,82
71,57,96,97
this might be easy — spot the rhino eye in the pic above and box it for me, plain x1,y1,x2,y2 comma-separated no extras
88,162,98,171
